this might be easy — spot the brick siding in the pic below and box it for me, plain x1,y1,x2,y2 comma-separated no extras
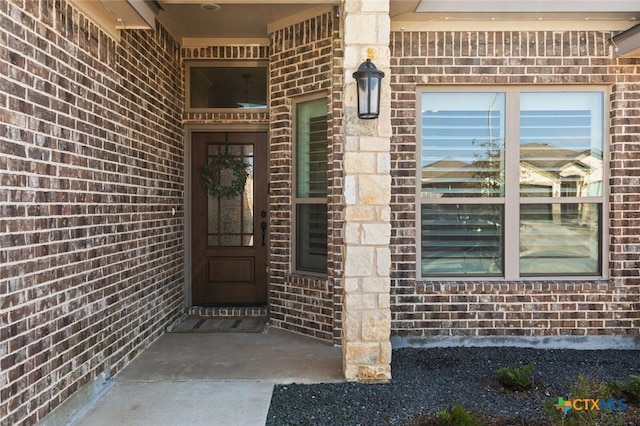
389,30,640,339
268,11,344,343
0,1,185,424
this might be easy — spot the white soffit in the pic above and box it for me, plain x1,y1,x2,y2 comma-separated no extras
395,0,640,31
416,0,640,13
390,19,639,33
69,0,158,41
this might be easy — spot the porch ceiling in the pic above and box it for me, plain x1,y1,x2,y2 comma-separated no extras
156,0,420,42
156,1,336,42
156,0,639,44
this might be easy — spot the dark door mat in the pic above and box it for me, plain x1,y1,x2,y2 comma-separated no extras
170,316,268,333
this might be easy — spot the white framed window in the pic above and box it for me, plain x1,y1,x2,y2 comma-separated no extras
293,96,328,274
418,87,607,280
185,61,267,111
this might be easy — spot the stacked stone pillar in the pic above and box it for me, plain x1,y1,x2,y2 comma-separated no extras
342,0,392,382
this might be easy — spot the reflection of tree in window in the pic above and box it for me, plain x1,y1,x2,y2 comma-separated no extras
471,136,503,197
420,93,505,276
520,142,602,224
421,104,504,198
518,97,603,275
420,90,604,277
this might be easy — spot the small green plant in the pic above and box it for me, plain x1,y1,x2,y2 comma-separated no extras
435,403,481,426
496,361,535,391
614,374,640,403
543,374,624,426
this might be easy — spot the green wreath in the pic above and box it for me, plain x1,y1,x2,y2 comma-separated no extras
200,153,249,198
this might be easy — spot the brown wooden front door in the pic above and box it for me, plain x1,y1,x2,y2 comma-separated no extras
191,132,268,306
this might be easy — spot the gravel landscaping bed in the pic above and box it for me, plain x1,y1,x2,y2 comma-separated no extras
267,347,640,425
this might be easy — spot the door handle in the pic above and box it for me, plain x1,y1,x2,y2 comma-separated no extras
260,221,267,246
260,210,267,246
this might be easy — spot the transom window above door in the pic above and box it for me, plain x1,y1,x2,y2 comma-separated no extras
418,87,607,280
186,61,267,111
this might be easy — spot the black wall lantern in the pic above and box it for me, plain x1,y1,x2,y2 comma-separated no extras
353,59,385,120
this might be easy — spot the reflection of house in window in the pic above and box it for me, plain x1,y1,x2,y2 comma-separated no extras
421,158,473,197
520,143,603,223
422,143,602,223
420,91,604,277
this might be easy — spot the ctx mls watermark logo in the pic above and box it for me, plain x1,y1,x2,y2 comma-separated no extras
554,397,627,416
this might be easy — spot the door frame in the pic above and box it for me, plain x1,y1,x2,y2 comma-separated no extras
184,124,270,308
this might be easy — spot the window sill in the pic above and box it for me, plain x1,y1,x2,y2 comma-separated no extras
285,272,329,289
415,278,612,293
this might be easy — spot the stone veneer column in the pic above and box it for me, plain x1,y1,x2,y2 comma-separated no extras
342,0,392,381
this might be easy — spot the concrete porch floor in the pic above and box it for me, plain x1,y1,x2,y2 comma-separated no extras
73,327,343,426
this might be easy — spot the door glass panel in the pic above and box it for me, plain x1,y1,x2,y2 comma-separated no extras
207,143,254,247
220,194,242,234
207,197,219,233
220,235,242,246
242,156,254,235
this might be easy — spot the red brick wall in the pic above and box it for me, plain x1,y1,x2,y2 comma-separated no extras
0,2,185,424
389,30,640,339
268,11,344,343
